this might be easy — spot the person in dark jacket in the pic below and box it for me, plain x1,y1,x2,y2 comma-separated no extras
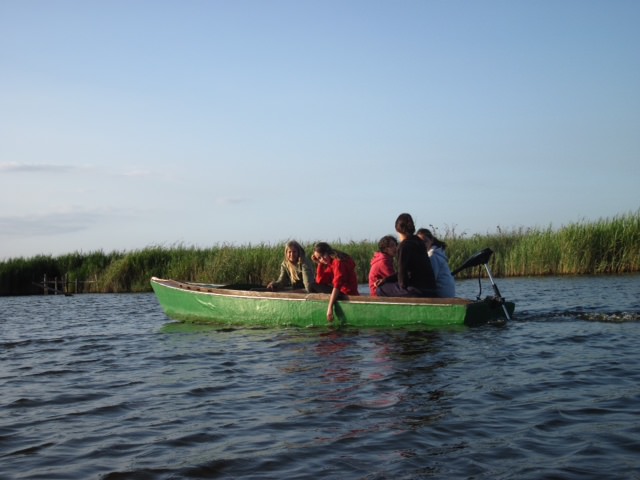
377,213,437,297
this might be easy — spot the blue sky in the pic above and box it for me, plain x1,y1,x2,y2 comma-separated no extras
1,0,638,260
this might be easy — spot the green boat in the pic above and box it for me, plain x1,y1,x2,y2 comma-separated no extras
151,248,515,328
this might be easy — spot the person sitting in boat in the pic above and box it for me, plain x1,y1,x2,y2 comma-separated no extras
377,213,437,298
368,235,398,296
311,242,359,322
417,228,456,298
267,240,317,292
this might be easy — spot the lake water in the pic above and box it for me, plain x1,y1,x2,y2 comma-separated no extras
1,275,639,479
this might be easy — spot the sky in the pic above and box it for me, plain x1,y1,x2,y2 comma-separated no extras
1,0,639,260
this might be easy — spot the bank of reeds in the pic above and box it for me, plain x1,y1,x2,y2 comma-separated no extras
1,211,638,295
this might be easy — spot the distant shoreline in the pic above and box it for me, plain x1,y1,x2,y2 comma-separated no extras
1,211,638,296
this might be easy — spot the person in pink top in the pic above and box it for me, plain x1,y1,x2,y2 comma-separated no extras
368,235,398,296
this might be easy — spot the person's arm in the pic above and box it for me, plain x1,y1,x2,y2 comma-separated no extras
430,253,441,280
378,256,397,286
327,286,340,322
315,262,334,286
375,272,397,289
301,257,317,292
326,259,345,321
267,262,287,290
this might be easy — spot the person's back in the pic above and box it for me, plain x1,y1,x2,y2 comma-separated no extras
398,234,437,295
416,228,455,298
429,247,456,297
333,255,359,295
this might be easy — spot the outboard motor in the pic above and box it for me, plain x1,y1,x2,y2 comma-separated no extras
452,248,511,321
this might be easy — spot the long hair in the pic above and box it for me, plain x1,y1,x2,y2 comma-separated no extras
395,213,416,235
314,242,350,260
285,240,306,282
416,228,447,250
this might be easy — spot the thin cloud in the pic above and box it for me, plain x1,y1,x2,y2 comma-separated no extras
0,162,164,180
215,197,250,206
120,169,154,178
0,209,123,237
0,162,76,174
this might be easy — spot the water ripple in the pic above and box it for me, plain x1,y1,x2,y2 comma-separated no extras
1,281,639,479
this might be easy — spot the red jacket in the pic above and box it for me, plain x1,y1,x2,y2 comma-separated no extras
316,256,359,295
316,262,333,287
368,251,396,296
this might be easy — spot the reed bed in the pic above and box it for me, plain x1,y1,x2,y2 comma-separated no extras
1,211,638,295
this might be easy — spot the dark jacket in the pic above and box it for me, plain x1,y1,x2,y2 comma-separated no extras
397,235,437,294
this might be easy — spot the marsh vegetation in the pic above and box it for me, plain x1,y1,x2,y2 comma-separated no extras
1,211,638,295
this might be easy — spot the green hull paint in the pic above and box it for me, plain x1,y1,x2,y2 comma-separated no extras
151,277,515,328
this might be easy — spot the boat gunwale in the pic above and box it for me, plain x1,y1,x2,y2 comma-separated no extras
150,277,473,307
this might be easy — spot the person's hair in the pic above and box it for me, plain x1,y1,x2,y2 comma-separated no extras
314,242,350,260
416,228,447,250
395,213,416,235
378,235,398,252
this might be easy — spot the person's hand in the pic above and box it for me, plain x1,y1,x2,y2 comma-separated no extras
266,282,275,291
326,306,334,322
374,278,385,288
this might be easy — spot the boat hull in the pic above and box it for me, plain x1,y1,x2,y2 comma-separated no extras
150,277,514,328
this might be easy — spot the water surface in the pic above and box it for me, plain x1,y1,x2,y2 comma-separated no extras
1,275,639,479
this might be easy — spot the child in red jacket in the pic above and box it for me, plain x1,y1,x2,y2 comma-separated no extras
368,235,398,296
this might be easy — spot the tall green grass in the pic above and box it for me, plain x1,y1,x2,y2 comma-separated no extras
1,210,638,295
498,212,640,276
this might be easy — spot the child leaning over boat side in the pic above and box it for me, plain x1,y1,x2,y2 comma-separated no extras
267,240,317,293
311,242,359,322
